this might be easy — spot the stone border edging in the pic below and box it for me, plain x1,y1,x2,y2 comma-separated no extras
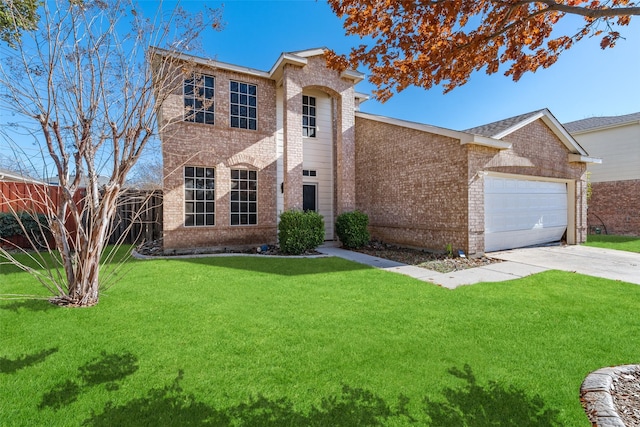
580,364,639,426
130,250,329,261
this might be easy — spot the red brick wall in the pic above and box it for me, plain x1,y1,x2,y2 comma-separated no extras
354,117,469,253
355,117,588,255
160,67,278,252
588,179,640,236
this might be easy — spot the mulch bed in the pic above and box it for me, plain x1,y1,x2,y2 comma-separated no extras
136,239,500,274
353,240,501,273
611,368,640,426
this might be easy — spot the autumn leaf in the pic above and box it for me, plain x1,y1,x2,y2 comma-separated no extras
327,0,639,100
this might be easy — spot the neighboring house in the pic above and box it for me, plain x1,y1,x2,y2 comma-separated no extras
0,168,44,184
152,48,598,256
46,174,111,189
564,113,640,236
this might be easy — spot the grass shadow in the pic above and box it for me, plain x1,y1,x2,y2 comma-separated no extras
83,372,413,426
0,299,57,313
0,347,58,374
83,366,560,426
170,255,373,277
39,351,139,411
423,364,562,426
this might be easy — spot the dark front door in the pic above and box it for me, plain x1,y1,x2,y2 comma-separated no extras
303,184,317,212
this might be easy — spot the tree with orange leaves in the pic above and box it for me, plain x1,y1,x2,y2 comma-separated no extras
326,0,639,101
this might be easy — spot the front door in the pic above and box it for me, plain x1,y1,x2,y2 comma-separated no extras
303,183,317,212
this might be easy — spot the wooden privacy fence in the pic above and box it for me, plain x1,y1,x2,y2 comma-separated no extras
1,181,163,247
0,181,85,248
109,189,163,245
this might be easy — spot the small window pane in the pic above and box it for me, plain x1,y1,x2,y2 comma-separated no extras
302,95,317,138
230,81,257,130
185,166,214,227
184,74,214,125
230,168,257,226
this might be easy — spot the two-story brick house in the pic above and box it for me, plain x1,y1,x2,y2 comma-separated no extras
152,47,598,256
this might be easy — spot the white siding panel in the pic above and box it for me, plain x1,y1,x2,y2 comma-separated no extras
303,89,334,239
573,123,640,182
485,177,568,252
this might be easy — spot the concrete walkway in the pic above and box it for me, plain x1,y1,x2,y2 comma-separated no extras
491,245,640,285
317,243,640,289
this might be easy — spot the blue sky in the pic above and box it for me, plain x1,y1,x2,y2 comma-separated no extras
150,0,640,130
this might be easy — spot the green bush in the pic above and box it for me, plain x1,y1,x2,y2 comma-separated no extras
278,210,324,255
335,210,370,249
0,212,49,242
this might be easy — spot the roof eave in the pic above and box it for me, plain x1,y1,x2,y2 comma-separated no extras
150,46,271,79
461,135,512,149
492,108,588,156
569,119,640,135
568,154,603,164
340,69,365,84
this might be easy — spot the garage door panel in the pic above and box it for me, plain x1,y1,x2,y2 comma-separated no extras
485,226,567,253
484,177,568,252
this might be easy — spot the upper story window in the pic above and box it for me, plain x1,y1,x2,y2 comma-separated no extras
230,169,257,225
184,166,215,227
184,74,215,125
302,95,316,137
230,81,257,130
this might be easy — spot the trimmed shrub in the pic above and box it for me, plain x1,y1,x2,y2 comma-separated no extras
0,212,49,239
335,210,370,249
0,212,50,248
278,210,324,255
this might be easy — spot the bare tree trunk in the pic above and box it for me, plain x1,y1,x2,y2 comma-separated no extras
0,0,223,307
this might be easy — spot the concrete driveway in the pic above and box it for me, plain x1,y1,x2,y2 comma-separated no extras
490,245,640,285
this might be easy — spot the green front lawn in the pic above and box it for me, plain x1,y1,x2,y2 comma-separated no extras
2,254,639,426
585,234,640,253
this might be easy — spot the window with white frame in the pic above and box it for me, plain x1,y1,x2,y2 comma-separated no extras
184,166,215,227
184,74,215,125
230,81,257,130
230,169,257,225
302,95,316,137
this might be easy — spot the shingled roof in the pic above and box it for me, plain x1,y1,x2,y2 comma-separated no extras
464,109,546,138
563,112,640,133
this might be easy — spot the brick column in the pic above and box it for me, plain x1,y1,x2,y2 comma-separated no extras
335,88,356,213
282,67,303,211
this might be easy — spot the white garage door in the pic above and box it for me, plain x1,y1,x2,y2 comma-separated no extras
485,176,567,252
